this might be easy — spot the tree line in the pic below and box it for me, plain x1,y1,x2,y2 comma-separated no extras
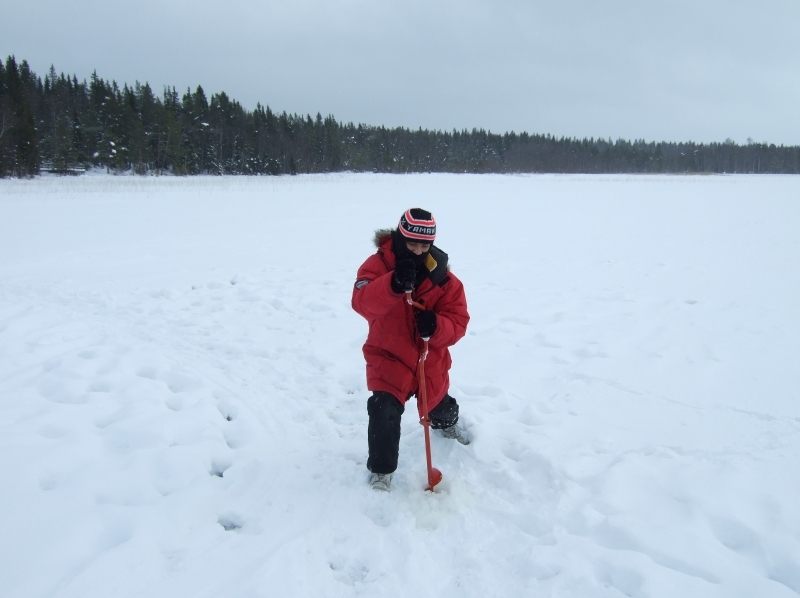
1,56,798,178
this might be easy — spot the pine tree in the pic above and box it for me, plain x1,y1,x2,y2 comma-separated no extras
4,57,40,176
0,58,10,177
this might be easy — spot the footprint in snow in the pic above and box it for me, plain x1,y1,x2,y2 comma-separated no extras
39,474,59,491
304,302,332,312
218,513,244,531
161,371,201,393
708,516,759,553
594,563,645,598
533,333,561,348
42,358,62,372
210,460,232,478
87,380,113,393
223,428,246,449
330,560,371,585
38,424,69,439
214,393,238,421
136,366,158,380
135,367,201,393
39,379,88,404
165,396,184,411
572,347,609,359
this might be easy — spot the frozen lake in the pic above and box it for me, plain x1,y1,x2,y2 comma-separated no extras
1,173,799,597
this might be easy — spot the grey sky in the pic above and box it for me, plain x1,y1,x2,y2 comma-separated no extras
3,0,799,144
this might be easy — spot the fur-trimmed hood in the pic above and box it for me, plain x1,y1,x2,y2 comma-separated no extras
373,228,395,248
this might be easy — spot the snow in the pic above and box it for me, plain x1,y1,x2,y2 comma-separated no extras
1,173,799,597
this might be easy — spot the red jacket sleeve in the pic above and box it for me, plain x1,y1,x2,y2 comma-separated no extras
428,274,469,348
351,254,404,319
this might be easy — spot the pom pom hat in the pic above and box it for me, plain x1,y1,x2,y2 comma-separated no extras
398,208,436,242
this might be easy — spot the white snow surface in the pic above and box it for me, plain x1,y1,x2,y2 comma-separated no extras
1,173,799,598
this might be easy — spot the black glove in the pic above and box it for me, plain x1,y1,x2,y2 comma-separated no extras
391,259,416,294
415,310,437,338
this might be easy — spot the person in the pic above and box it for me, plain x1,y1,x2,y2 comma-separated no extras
351,208,471,491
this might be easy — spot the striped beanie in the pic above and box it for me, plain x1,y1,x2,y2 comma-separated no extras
398,208,436,242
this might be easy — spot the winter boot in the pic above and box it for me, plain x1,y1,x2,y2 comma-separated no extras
440,422,471,445
429,394,470,444
369,472,393,492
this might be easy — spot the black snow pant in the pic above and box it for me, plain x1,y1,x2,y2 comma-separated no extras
367,391,460,474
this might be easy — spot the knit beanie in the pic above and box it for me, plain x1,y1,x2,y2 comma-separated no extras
398,208,436,242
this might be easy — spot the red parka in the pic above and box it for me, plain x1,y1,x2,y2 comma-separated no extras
352,232,470,413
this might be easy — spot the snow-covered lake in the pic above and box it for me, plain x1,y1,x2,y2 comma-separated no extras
1,173,799,597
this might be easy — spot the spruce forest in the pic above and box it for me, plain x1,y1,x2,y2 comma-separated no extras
1,56,798,178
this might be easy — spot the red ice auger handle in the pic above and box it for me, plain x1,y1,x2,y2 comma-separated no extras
406,291,443,491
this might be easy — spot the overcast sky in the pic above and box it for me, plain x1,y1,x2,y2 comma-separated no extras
3,0,799,145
